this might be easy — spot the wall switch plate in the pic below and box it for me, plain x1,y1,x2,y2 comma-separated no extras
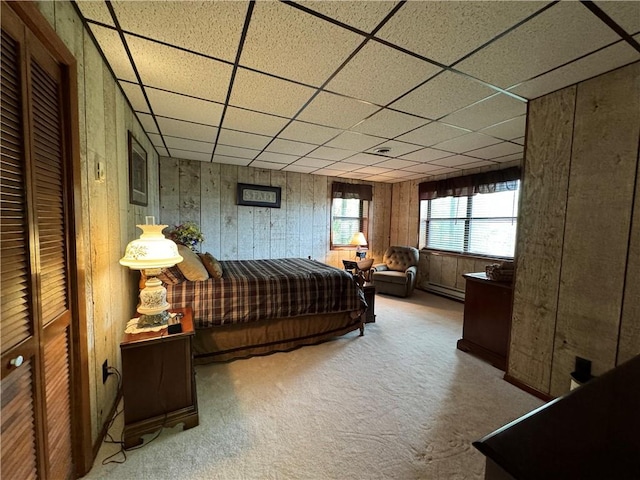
96,161,105,181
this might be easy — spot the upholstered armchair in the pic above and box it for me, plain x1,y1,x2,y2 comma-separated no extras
372,246,420,297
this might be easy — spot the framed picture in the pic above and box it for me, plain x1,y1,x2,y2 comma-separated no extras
237,183,281,208
128,132,148,206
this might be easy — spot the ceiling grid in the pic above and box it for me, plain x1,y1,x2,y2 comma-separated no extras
73,0,640,183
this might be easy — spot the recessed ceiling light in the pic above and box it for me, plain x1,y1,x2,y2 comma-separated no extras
374,147,391,154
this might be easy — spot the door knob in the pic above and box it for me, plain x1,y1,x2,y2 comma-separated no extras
10,355,24,367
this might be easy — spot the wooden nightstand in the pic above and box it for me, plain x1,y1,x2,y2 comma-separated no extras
363,283,376,323
120,307,199,448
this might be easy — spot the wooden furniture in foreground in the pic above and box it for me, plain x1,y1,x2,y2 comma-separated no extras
474,354,640,479
121,307,199,448
457,272,513,371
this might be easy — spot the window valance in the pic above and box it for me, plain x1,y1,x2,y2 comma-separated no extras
332,182,372,201
418,166,521,200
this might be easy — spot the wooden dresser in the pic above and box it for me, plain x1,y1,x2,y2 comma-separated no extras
457,272,513,371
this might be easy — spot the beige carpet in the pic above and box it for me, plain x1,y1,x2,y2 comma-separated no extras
86,290,542,479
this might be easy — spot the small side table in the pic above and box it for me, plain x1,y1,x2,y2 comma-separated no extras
120,307,199,448
363,283,376,323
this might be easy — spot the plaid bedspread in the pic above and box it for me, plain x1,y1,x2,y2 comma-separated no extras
165,258,366,328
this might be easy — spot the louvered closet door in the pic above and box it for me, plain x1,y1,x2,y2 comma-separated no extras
1,4,74,479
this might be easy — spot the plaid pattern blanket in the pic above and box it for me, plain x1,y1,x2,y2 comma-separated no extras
166,258,366,328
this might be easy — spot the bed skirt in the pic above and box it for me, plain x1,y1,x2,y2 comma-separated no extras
193,312,364,364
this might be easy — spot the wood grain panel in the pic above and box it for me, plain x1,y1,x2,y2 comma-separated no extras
551,63,640,396
285,172,301,258
237,166,255,259
253,168,271,260
219,163,238,259
270,170,287,259
1,359,38,480
299,173,314,258
312,175,328,260
200,162,221,255
178,159,201,226
509,87,575,393
159,157,180,225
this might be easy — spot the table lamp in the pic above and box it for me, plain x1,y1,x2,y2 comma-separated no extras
350,231,368,259
119,217,183,328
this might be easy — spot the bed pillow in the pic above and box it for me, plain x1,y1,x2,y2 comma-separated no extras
199,252,223,279
156,265,185,285
176,244,209,281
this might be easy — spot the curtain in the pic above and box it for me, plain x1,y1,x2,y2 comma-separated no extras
418,166,521,200
332,182,373,201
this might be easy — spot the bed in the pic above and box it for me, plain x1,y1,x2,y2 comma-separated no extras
160,257,367,363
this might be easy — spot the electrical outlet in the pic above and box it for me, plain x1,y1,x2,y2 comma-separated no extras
102,359,109,384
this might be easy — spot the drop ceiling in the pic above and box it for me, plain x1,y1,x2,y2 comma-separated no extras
74,0,640,183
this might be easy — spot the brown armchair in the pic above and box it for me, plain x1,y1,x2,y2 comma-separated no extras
371,246,420,297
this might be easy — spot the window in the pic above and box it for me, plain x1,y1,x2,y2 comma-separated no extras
331,198,369,247
419,181,520,258
331,182,372,249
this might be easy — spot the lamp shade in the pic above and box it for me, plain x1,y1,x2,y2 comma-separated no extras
119,224,183,270
349,232,367,247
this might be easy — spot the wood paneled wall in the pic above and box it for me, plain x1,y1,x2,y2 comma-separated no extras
510,62,640,397
159,158,392,268
36,1,160,446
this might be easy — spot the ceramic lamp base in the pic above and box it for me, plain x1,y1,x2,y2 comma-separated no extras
137,310,171,328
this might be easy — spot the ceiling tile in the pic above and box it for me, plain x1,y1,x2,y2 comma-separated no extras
126,34,233,102
155,146,169,157
215,145,259,160
441,93,527,131
294,157,334,168
299,1,400,32
119,81,149,113
351,108,427,138
278,121,341,145
230,69,316,117
325,41,441,106
455,2,621,89
212,155,252,166
509,41,640,100
493,152,525,163
395,121,469,147
465,142,523,160
296,91,379,130
112,0,246,63
325,132,386,151
402,162,453,174
223,107,290,136
432,132,501,154
375,1,549,66
169,149,211,162
399,147,453,163
283,164,317,174
164,136,214,154
459,160,498,170
346,153,387,166
595,1,640,33
77,1,115,26
147,132,163,147
265,139,317,156
89,25,137,82
307,146,355,161
156,117,217,142
255,151,300,165
355,166,393,175
325,162,361,172
512,137,525,146
430,155,484,167
250,160,285,170
136,112,159,134
390,71,495,120
364,140,421,157
479,115,527,141
218,129,272,150
373,158,419,169
312,168,347,177
240,1,365,86
146,88,223,126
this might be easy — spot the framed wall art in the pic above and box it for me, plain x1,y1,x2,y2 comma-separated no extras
237,183,281,208
128,131,148,206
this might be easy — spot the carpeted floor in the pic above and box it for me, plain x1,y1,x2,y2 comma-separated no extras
86,290,542,479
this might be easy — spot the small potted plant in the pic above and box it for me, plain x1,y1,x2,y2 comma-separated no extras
167,221,204,252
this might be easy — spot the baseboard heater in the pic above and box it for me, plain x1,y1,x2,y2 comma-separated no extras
424,282,466,301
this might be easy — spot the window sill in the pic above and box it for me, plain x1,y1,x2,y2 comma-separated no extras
421,248,513,262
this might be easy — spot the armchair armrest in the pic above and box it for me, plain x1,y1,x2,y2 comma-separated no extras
405,265,417,276
373,263,388,272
